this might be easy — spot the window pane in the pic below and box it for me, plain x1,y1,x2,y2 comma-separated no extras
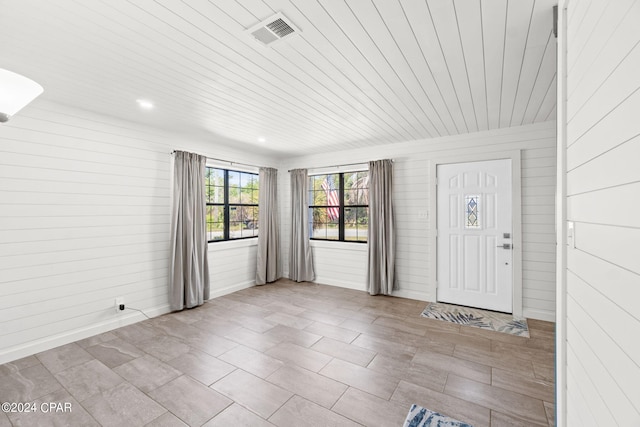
345,171,369,205
206,205,225,241
205,168,225,203
308,171,368,242
229,222,242,239
242,206,259,237
228,171,240,203
346,207,368,242
229,205,240,223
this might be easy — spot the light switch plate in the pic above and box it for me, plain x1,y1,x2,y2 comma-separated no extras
568,221,575,249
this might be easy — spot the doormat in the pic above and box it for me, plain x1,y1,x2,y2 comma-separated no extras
420,302,529,338
403,404,473,427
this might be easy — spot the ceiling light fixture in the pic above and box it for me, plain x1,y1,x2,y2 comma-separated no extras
136,99,154,110
0,68,44,123
258,137,266,143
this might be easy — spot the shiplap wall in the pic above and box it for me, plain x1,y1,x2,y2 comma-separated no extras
279,121,557,321
565,0,640,425
0,101,275,364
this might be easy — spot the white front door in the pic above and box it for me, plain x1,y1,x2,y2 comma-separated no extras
436,159,513,313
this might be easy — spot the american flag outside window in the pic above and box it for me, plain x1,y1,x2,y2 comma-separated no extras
321,177,340,220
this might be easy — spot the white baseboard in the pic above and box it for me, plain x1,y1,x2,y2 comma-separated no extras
523,308,556,322
314,277,366,292
208,280,255,300
0,304,171,365
392,289,433,302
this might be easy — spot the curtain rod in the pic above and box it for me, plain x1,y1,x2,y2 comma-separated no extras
287,159,393,173
170,150,264,170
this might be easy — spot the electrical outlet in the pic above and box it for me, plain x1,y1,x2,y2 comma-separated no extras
115,297,124,313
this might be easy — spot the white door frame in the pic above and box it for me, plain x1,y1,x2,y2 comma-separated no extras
429,150,523,317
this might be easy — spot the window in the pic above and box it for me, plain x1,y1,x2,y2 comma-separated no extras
308,171,369,242
205,167,259,242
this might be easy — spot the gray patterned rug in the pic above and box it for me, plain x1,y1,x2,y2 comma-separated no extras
403,404,473,427
420,302,529,338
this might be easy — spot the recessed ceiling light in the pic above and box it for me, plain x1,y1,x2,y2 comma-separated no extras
136,99,154,110
258,137,266,143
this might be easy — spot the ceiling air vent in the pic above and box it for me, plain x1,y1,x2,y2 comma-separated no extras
246,12,300,47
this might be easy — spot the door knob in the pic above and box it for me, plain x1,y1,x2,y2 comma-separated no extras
497,243,512,249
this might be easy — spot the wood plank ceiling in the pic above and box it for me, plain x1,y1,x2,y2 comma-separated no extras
0,0,557,156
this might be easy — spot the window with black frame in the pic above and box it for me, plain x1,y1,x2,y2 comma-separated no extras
205,167,259,242
308,171,369,242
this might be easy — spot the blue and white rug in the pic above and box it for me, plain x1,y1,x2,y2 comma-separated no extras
403,404,473,427
420,302,529,338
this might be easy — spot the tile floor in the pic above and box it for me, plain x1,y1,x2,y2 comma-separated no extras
0,279,555,426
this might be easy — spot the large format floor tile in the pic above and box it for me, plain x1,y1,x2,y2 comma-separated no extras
148,375,232,426
0,279,555,426
210,369,292,419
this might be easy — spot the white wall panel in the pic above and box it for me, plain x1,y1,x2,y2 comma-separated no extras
565,0,640,423
0,101,277,364
279,121,556,320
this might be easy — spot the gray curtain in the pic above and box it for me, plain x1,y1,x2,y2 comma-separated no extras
169,151,210,311
289,169,315,282
256,167,281,284
367,159,396,295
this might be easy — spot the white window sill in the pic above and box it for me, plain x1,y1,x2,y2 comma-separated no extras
208,238,258,251
310,240,368,252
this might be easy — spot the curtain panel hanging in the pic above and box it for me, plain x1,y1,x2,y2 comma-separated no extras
256,167,281,284
289,169,315,282
367,159,396,295
169,151,210,311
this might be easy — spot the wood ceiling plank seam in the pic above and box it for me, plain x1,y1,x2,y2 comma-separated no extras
372,0,451,137
518,31,553,126
165,0,381,140
278,43,409,142
84,8,365,145
566,0,639,121
425,0,472,134
452,0,487,132
533,73,557,123
345,0,439,137
10,5,331,148
217,0,402,140
316,0,431,139
140,0,371,142
304,0,425,140
294,37,415,142
480,0,508,130
282,0,421,141
507,0,537,127
401,0,468,135
479,0,490,131
114,1,369,145
498,0,536,129
499,1,509,130
521,39,557,125
452,0,480,132
396,0,458,135
345,2,435,137
269,44,404,142
88,1,349,146
544,105,557,122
